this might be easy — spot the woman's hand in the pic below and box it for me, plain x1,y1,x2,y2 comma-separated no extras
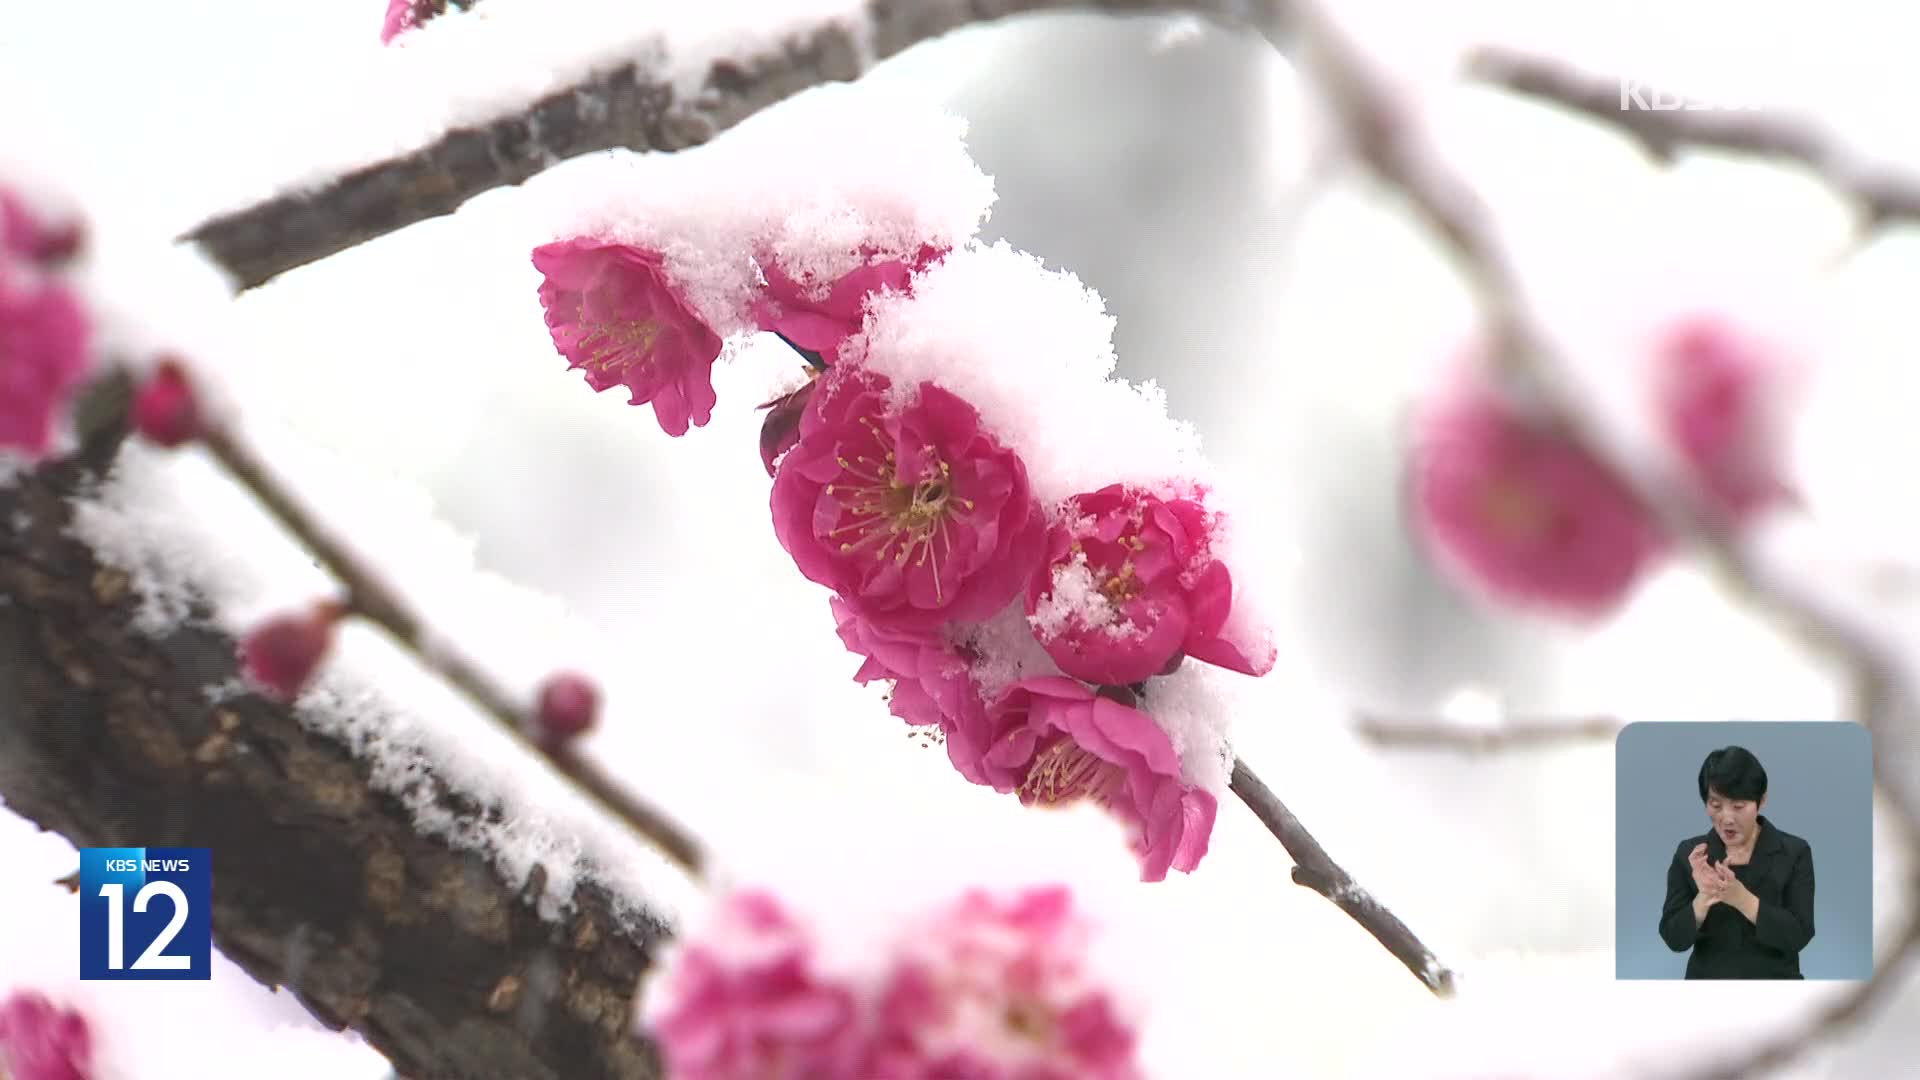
1689,843,1726,900
1712,862,1761,921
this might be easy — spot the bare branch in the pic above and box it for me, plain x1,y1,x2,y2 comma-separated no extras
1352,712,1620,752
0,422,667,1080
197,418,707,877
1229,757,1458,997
1468,45,1920,229
180,0,1286,291
1291,4,1920,1071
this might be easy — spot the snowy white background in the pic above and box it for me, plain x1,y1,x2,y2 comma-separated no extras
5,0,1920,1076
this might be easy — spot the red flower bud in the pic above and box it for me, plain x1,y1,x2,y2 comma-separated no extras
757,377,817,477
238,600,345,701
130,359,201,447
534,671,599,745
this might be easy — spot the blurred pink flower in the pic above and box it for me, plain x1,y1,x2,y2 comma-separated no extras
830,597,997,785
970,677,1215,882
380,0,427,43
0,990,94,1080
862,886,1141,1080
1027,483,1270,685
1408,363,1668,619
1653,315,1797,521
772,370,1046,634
0,191,82,265
532,238,723,437
648,890,863,1080
752,246,943,363
0,267,91,458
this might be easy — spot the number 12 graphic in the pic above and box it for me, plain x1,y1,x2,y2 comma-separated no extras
79,847,212,981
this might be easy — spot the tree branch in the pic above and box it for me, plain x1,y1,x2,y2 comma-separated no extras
179,0,1285,291
1351,712,1619,752
1229,757,1458,997
197,420,707,877
0,421,668,1080
1467,45,1920,229
1291,4,1920,1071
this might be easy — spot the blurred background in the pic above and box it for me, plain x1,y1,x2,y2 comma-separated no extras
4,0,1920,1076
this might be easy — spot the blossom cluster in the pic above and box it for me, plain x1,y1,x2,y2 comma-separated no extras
642,885,1142,1080
530,214,1275,880
1406,320,1798,620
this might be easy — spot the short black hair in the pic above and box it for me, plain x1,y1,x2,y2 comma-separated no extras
1698,745,1768,803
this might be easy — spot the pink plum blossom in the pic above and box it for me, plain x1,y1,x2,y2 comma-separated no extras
380,0,428,43
861,886,1142,1080
752,246,944,364
1652,315,1797,521
648,890,863,1079
0,990,94,1080
1,191,82,265
772,369,1046,634
970,677,1216,882
830,597,997,785
532,238,723,438
0,266,91,458
1408,362,1669,619
1027,483,1270,686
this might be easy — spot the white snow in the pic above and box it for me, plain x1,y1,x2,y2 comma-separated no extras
55,225,698,934
11,1,1920,1078
955,602,1066,702
200,0,876,228
515,83,995,344
1356,948,1850,1080
68,436,696,933
1137,661,1240,794
858,241,1206,508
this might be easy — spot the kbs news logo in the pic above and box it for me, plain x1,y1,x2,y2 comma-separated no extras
1618,79,1764,112
78,847,212,980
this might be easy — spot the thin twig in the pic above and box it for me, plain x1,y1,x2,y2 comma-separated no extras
1467,45,1920,230
1352,712,1620,752
198,422,707,876
1229,757,1457,997
180,0,1286,291
1291,4,1920,1072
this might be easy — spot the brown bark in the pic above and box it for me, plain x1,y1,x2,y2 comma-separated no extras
0,402,668,1080
180,0,1284,291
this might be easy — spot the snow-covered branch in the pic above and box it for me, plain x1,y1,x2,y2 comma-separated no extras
196,417,707,876
1229,758,1458,996
180,0,1284,291
1294,3,1920,1073
0,415,668,1080
1468,45,1920,229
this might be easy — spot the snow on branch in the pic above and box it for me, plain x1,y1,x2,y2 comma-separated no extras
1292,2,1920,1074
195,418,707,876
1468,45,1920,229
180,0,1285,291
0,415,668,1080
